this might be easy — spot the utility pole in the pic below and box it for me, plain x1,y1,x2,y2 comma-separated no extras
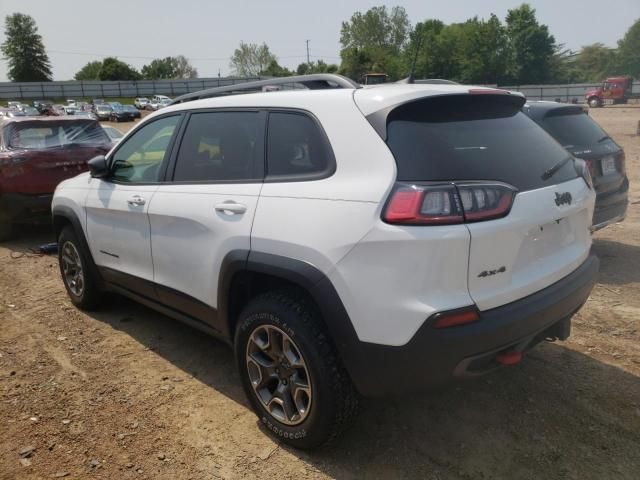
306,39,310,65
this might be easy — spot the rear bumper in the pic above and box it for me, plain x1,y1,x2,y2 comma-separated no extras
593,178,628,230
345,255,599,396
0,192,53,222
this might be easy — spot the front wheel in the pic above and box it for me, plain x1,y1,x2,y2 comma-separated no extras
588,97,601,108
58,226,102,310
235,291,358,449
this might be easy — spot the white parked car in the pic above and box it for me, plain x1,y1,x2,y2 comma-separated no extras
52,74,598,449
147,95,171,110
134,97,150,109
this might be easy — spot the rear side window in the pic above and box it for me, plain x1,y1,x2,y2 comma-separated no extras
266,112,334,180
385,95,578,191
540,110,608,148
173,111,263,182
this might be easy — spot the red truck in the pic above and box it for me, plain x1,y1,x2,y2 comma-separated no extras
585,76,639,107
0,117,112,240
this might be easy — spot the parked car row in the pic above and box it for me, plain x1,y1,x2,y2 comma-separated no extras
134,95,172,111
2,98,156,122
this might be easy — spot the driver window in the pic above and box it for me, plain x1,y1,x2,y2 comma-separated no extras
111,115,180,183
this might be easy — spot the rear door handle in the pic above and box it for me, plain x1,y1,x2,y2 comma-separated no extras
215,201,247,215
127,194,146,206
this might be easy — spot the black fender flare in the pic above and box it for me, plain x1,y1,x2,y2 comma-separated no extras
218,250,366,388
52,205,103,286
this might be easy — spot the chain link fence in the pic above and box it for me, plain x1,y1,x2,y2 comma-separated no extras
501,81,640,103
0,77,261,100
2,78,639,103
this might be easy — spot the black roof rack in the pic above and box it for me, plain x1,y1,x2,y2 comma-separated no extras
395,77,460,85
170,74,360,105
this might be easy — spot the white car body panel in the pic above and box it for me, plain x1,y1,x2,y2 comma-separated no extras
148,183,260,309
329,223,473,346
466,177,595,311
84,179,158,283
51,82,597,349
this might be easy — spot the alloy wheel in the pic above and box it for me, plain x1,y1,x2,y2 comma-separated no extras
61,241,84,297
245,324,312,425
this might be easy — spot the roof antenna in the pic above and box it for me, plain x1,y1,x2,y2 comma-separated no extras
407,32,423,84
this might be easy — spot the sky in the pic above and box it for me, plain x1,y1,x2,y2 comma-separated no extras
0,0,638,81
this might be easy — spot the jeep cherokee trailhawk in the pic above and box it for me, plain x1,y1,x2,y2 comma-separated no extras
52,74,599,448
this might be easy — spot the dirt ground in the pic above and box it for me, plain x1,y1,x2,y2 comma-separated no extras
1,107,639,480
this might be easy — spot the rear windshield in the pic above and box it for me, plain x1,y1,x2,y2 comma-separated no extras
6,120,110,149
540,110,608,148
384,95,578,191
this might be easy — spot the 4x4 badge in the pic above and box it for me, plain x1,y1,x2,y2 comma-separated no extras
478,266,506,278
555,192,572,206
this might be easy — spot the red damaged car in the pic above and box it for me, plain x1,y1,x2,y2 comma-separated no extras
0,117,111,240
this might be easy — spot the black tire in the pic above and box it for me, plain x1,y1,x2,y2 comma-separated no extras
588,97,601,108
235,290,359,449
58,226,102,310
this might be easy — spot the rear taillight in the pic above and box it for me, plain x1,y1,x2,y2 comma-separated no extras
585,159,595,176
574,159,593,189
383,182,516,225
616,151,626,175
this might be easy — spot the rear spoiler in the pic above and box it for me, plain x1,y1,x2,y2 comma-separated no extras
366,90,526,141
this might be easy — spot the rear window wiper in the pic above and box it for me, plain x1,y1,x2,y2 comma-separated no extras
541,156,573,181
597,135,611,143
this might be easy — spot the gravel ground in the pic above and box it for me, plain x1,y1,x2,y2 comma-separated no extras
1,106,639,480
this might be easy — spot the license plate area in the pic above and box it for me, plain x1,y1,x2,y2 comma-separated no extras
601,156,616,175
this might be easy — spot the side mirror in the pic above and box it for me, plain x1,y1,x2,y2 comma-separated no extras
88,155,109,178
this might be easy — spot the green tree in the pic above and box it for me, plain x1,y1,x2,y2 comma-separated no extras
261,59,292,77
504,4,556,84
230,42,276,76
1,13,52,81
98,57,141,81
173,55,197,78
403,15,508,84
141,55,197,79
296,60,339,75
404,19,445,79
74,60,103,81
141,57,177,79
615,18,640,78
339,6,410,81
566,43,614,82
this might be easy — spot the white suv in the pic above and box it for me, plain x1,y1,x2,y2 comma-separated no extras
52,74,599,448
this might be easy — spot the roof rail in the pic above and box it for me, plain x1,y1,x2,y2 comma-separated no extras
395,77,460,85
170,74,360,105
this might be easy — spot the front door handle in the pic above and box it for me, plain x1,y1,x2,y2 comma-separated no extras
215,201,247,215
127,194,146,206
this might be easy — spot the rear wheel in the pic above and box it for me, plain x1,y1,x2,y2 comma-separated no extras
58,226,101,310
235,291,358,449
